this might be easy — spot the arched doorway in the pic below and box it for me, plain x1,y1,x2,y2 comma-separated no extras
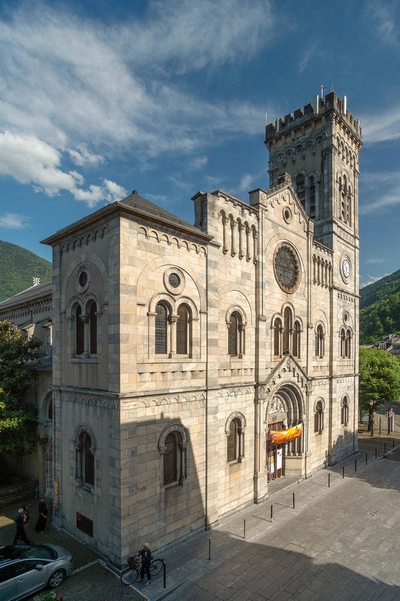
266,383,304,481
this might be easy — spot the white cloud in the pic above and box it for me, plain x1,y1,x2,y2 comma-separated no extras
359,170,400,213
365,258,385,265
366,2,400,48
361,106,400,144
0,1,277,170
187,156,208,171
0,130,126,207
0,213,31,229
67,144,105,167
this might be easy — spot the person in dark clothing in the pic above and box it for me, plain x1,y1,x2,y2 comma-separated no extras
13,508,34,545
139,542,152,585
22,504,30,531
35,499,49,533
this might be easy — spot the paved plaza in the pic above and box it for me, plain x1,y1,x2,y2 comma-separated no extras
1,432,400,601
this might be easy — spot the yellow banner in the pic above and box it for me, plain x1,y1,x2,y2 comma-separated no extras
270,424,302,445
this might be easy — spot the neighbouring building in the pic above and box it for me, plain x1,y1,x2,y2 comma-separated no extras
1,90,361,567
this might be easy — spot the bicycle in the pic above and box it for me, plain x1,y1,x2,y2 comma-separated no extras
120,553,163,585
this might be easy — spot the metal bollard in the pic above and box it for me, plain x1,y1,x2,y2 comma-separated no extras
342,466,345,479
375,447,378,458
355,459,357,472
208,537,211,561
293,492,295,509
328,473,331,488
163,560,166,589
366,453,368,465
393,438,395,449
243,519,246,540
271,504,273,521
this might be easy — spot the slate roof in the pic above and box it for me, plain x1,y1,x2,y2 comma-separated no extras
42,190,212,245
0,281,52,311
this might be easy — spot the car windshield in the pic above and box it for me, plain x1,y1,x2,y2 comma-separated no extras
0,545,57,561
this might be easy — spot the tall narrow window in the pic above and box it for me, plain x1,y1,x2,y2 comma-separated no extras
340,328,346,358
341,397,349,426
88,300,97,355
315,325,324,358
293,321,301,357
177,304,191,355
227,419,238,462
155,303,169,354
309,176,316,219
283,307,292,354
159,425,187,487
76,305,84,355
314,401,324,434
296,174,305,207
76,431,94,486
274,318,282,357
345,329,351,359
226,414,245,463
164,432,178,485
228,311,242,357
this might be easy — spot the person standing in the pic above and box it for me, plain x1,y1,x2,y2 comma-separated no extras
139,542,152,585
35,499,49,533
22,504,30,531
13,508,34,545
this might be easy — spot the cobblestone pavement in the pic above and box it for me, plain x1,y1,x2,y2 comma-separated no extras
2,433,400,601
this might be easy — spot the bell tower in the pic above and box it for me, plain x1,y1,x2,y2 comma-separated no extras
265,90,362,251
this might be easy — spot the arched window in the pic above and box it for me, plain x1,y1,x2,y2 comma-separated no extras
315,325,324,358
345,329,351,359
177,304,191,355
283,307,292,354
340,328,346,358
226,413,245,463
75,305,84,355
314,400,324,434
164,432,179,485
341,396,349,426
155,302,170,354
309,176,316,219
292,321,301,358
87,300,97,355
274,318,282,357
76,431,94,486
228,311,243,357
159,425,188,487
296,173,305,207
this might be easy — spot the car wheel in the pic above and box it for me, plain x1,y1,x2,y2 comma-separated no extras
48,569,65,588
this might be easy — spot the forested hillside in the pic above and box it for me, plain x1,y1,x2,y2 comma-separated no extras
360,270,400,344
0,241,52,302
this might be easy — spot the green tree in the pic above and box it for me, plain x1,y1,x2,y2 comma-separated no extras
0,320,42,455
359,348,400,431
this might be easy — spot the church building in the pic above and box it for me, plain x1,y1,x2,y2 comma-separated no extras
2,90,361,568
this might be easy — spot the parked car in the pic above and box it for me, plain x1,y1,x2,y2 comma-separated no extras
0,543,74,601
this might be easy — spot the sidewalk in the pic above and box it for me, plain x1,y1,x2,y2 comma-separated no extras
142,443,400,601
2,438,400,601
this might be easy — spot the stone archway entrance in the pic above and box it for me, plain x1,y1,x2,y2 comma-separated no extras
266,383,304,481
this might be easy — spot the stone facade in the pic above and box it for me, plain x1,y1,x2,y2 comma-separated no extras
2,90,361,568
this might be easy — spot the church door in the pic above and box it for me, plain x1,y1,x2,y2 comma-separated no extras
266,421,285,481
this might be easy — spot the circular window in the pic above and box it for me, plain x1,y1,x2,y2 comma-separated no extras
283,207,292,224
163,268,186,295
274,245,300,293
168,273,181,289
76,266,91,293
79,271,88,288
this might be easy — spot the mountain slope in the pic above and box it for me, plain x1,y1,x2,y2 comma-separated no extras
360,270,400,344
0,241,52,303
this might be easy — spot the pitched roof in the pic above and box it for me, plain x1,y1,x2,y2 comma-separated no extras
42,190,212,246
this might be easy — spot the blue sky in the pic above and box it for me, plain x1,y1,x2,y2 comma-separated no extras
0,0,399,288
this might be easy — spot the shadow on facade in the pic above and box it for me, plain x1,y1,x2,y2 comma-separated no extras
120,413,206,558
